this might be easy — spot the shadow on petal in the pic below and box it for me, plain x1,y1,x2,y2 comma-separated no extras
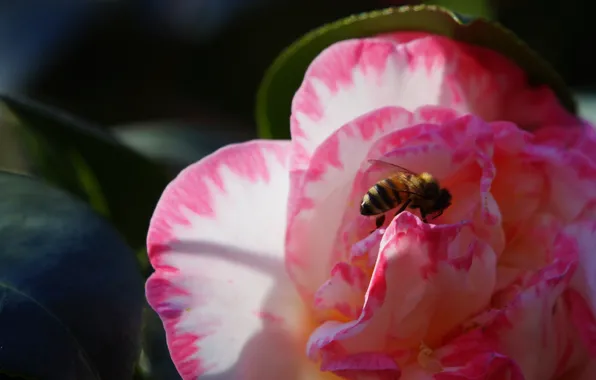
151,239,331,379
152,239,286,281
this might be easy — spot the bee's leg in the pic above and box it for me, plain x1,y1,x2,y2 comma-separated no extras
420,209,428,223
369,215,386,234
393,199,411,219
375,215,386,229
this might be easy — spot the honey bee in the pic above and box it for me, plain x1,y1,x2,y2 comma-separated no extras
360,159,452,229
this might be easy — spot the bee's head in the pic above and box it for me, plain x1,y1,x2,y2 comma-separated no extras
430,188,452,219
437,188,452,209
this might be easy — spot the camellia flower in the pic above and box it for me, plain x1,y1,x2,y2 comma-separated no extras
146,31,596,379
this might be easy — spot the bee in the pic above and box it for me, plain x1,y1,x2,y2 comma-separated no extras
360,159,452,229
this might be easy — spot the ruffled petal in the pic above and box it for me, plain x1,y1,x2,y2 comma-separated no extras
290,33,576,168
525,127,596,221
146,140,320,379
307,213,497,378
463,227,579,379
430,329,524,380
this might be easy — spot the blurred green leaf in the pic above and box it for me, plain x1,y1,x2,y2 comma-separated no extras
0,94,172,250
256,4,576,139
0,171,144,379
111,120,255,172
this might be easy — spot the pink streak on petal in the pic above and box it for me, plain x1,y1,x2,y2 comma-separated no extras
146,140,317,379
350,229,384,268
321,352,401,380
435,353,525,380
415,105,460,124
314,262,368,321
253,311,285,324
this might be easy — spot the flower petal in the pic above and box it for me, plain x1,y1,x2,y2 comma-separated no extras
307,213,497,376
525,126,596,221
466,228,579,379
498,214,562,278
428,256,575,380
532,120,596,161
291,33,575,167
146,140,318,379
490,150,544,227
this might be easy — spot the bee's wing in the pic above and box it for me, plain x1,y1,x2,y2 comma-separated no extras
367,159,431,198
367,159,418,175
370,171,424,198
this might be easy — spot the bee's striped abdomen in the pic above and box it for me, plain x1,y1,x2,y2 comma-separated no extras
360,178,404,216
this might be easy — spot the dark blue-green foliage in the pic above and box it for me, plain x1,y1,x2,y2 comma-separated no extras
0,172,144,380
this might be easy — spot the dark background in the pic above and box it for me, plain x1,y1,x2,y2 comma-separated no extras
2,0,595,171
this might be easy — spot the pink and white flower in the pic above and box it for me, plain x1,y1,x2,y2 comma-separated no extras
146,32,596,380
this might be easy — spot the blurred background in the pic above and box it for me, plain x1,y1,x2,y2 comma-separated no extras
0,0,594,379
3,0,596,173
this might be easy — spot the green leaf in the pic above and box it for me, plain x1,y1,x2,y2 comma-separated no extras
256,4,576,139
0,94,172,250
0,171,144,379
